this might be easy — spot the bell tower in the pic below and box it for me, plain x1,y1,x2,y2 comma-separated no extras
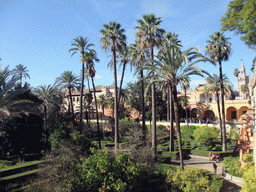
237,60,249,97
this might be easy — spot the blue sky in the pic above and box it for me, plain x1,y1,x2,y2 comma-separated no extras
0,0,255,91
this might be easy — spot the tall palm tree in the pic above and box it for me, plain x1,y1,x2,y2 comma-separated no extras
150,39,209,170
69,36,94,134
135,14,165,161
203,74,230,142
12,64,30,87
81,49,101,149
100,21,126,155
129,42,149,145
55,71,79,127
98,94,107,128
205,32,231,151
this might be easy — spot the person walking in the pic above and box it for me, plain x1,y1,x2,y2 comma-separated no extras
213,161,217,174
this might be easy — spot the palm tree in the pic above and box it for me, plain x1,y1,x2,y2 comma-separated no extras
135,13,165,161
234,68,240,78
129,42,149,145
150,38,209,170
69,36,94,133
81,49,101,149
55,71,79,127
181,78,190,138
205,32,231,151
0,66,21,117
12,64,30,87
241,84,249,99
34,84,62,142
98,94,107,128
100,21,126,155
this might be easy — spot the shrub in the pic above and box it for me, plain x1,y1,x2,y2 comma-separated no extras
193,126,219,147
181,125,197,140
49,122,71,149
71,148,167,192
166,167,223,192
222,156,243,177
26,142,82,191
242,153,256,192
71,134,96,157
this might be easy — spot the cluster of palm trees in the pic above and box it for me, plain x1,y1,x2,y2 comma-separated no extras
0,14,232,172
64,14,232,170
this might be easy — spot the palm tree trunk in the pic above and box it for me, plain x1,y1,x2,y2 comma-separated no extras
141,70,146,146
184,88,190,139
216,91,223,143
173,84,184,170
79,62,85,134
169,85,175,152
68,87,75,127
167,87,170,122
113,43,119,156
219,60,227,151
150,43,157,162
91,78,101,149
86,75,91,128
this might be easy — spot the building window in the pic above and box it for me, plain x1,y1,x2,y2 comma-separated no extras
209,98,212,103
77,97,79,102
242,111,246,115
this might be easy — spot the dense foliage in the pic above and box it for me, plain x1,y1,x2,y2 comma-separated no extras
0,114,43,160
166,167,223,192
193,126,219,148
71,148,167,192
222,156,243,177
242,153,256,192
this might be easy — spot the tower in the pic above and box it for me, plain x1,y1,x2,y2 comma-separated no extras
237,60,249,98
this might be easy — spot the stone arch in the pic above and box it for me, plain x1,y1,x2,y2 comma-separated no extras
226,106,237,120
202,110,215,121
238,106,249,119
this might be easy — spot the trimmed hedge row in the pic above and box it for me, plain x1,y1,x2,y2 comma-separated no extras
191,149,234,158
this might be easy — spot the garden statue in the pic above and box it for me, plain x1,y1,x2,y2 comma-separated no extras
238,108,254,169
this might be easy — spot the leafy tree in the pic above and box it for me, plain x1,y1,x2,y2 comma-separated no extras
55,71,79,127
221,0,256,49
100,21,126,155
205,32,231,151
135,13,165,161
69,36,94,133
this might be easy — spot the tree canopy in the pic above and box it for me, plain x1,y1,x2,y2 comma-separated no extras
221,0,256,49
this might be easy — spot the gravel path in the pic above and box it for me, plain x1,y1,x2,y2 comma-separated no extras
171,156,242,192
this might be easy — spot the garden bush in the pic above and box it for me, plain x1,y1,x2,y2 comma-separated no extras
242,153,256,192
71,134,96,157
166,167,223,192
49,121,71,149
222,156,243,177
70,148,167,192
193,126,219,147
